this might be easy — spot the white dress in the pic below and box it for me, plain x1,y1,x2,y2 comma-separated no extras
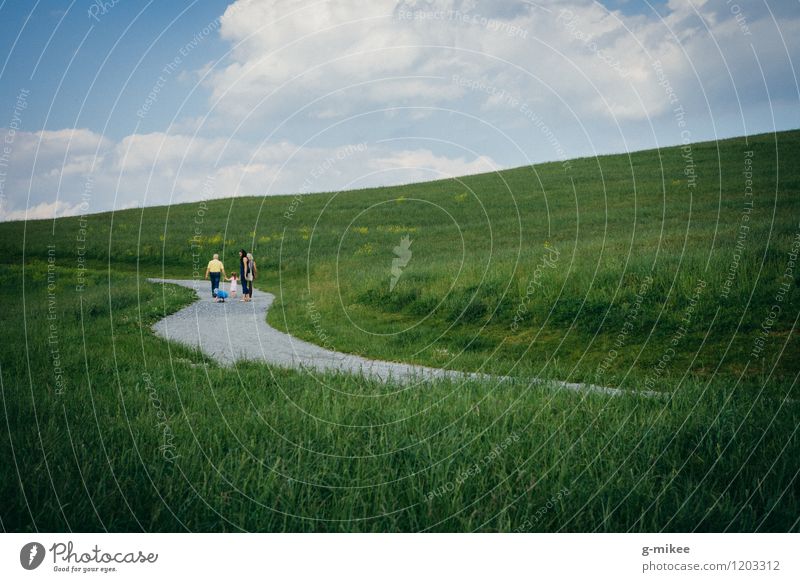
229,277,238,293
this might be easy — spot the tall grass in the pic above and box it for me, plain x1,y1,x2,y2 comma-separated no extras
1,267,797,531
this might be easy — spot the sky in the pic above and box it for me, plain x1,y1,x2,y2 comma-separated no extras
0,0,798,221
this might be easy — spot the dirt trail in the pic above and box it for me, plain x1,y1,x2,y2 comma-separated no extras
150,278,662,398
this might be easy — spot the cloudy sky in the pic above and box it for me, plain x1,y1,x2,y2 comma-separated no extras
0,0,798,221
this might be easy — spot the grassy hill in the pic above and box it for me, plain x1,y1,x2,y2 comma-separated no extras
1,130,798,531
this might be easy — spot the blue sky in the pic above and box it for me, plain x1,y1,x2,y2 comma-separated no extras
1,0,798,220
0,1,231,137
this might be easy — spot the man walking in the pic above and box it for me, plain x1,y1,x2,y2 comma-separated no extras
205,253,226,298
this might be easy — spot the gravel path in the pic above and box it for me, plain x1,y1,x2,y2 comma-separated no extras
149,278,662,398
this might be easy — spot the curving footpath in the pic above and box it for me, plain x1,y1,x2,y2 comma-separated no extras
149,278,662,398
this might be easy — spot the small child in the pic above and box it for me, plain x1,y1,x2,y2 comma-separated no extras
227,273,238,298
213,288,229,303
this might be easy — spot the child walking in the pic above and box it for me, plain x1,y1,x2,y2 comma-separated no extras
227,273,238,299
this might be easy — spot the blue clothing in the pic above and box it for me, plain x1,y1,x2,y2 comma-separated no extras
210,272,221,296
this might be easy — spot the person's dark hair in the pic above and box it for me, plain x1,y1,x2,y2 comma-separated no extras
239,249,247,264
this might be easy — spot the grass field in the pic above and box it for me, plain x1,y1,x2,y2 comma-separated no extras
1,130,798,531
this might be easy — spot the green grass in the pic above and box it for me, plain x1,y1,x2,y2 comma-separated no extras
1,130,799,531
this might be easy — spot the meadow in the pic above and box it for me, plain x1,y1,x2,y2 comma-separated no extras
1,130,798,531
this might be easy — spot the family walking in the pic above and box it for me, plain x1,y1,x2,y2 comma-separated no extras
204,249,257,302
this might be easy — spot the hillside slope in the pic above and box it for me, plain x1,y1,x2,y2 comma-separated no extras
2,130,799,389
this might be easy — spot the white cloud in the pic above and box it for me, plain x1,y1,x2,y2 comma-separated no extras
204,0,800,128
368,148,496,182
0,200,88,222
0,127,499,221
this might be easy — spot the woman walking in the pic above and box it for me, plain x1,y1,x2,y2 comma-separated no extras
239,249,250,302
246,252,257,299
